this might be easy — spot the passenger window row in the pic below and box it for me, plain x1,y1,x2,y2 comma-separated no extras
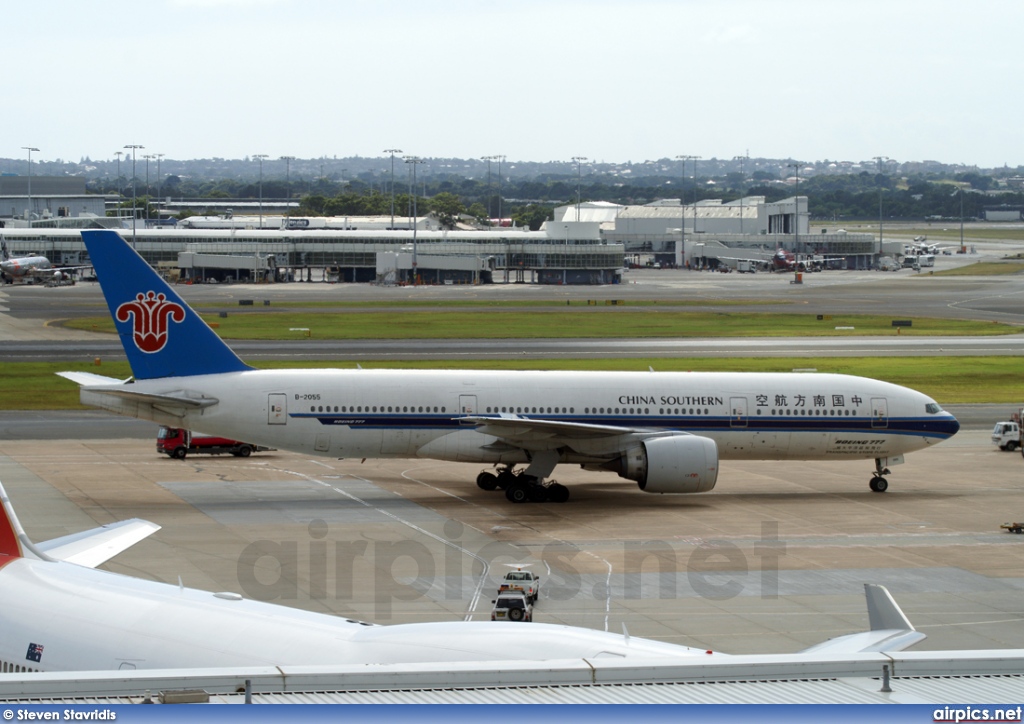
310,405,447,413
485,406,573,414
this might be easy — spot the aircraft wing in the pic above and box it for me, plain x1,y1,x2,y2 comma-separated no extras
716,255,770,264
458,415,650,442
37,518,161,568
798,584,925,654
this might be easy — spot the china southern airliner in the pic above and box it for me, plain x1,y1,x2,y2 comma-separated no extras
60,230,959,503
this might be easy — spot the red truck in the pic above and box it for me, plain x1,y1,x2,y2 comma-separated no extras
157,427,269,459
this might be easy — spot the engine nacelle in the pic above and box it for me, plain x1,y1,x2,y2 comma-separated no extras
621,435,719,494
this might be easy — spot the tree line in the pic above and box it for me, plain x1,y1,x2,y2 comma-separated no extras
98,171,1020,228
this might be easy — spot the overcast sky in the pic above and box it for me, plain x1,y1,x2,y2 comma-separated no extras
8,0,1021,168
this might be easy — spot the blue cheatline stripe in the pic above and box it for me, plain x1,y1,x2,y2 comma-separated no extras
289,414,957,440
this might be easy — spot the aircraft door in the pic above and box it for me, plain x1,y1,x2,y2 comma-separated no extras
459,395,478,415
729,396,748,428
268,393,287,425
871,397,888,429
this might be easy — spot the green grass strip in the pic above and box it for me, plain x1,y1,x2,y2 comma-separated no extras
63,311,1019,340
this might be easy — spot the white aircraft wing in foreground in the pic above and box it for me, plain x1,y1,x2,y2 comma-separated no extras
0,481,922,672
58,230,959,503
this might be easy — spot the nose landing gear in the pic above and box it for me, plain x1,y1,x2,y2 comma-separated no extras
869,459,892,493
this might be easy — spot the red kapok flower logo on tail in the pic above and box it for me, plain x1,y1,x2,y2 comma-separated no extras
116,291,186,353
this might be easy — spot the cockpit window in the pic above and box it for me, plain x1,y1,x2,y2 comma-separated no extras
925,403,942,414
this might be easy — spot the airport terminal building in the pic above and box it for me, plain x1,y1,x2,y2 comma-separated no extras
1,190,894,284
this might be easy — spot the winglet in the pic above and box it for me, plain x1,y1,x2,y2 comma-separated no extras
80,229,252,380
865,583,915,633
799,583,925,654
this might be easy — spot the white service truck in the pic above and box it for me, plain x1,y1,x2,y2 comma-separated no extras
991,411,1023,452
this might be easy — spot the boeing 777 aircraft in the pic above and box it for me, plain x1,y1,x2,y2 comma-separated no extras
0,481,923,671
60,230,959,503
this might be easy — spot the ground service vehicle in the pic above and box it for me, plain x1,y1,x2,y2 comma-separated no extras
499,568,541,603
1001,522,1024,534
991,409,1024,452
491,592,533,622
157,427,268,459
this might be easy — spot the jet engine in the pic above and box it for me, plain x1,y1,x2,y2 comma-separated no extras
614,435,719,494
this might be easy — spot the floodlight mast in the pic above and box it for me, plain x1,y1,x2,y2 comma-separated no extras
572,156,588,224
404,156,425,283
21,147,39,222
124,144,144,246
253,154,269,229
873,155,889,259
676,155,698,266
384,149,402,230
281,156,296,213
788,161,802,282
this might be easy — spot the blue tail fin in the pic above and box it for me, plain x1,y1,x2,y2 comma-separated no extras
81,230,252,380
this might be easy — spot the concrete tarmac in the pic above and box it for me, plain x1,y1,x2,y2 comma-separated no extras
0,427,1022,657
2,238,1024,663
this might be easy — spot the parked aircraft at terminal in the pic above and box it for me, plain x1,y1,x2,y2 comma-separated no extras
0,481,924,672
59,230,959,503
0,238,88,284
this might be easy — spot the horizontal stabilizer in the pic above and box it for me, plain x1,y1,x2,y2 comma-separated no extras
60,371,218,409
56,371,126,387
38,519,161,568
76,386,219,410
800,584,924,654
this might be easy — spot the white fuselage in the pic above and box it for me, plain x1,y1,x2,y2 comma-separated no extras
87,369,957,466
0,556,700,672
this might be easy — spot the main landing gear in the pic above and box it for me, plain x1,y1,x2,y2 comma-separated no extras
476,466,570,504
869,459,891,493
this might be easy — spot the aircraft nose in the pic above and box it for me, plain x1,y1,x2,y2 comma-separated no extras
933,412,960,438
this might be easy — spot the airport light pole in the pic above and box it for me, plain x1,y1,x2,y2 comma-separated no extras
873,155,889,260
154,153,164,220
482,155,495,221
21,147,39,222
787,162,801,282
404,156,425,283
494,154,506,225
676,155,697,267
124,144,144,246
384,149,402,230
959,184,966,254
253,154,268,229
690,156,703,234
281,156,295,213
572,156,587,224
114,151,123,201
142,154,153,221
733,152,749,235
